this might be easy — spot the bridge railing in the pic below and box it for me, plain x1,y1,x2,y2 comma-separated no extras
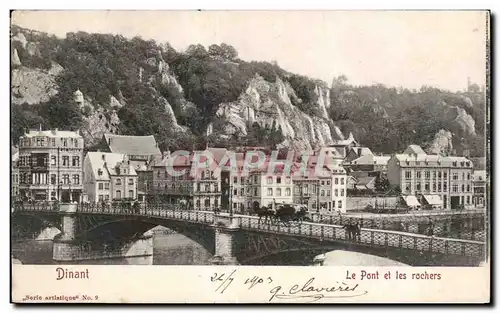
238,216,485,259
12,201,60,212
76,203,215,225
308,212,487,242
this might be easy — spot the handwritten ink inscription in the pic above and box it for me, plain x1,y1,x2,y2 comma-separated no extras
209,270,367,302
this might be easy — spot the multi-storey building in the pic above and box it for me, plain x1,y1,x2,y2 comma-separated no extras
472,170,486,208
151,149,224,210
17,129,84,202
83,152,138,203
387,145,474,210
229,152,248,213
95,133,162,200
247,161,294,210
11,151,19,200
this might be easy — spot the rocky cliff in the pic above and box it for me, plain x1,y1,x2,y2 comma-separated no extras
215,75,343,150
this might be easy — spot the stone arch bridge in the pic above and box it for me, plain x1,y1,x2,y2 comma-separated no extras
12,203,486,266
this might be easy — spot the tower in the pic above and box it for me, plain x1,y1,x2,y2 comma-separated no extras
73,89,84,106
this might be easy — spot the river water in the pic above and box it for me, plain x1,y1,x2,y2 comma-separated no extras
12,232,213,265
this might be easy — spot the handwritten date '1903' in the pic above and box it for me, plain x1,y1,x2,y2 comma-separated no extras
210,270,368,302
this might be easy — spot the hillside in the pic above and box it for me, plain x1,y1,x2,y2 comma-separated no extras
10,25,486,156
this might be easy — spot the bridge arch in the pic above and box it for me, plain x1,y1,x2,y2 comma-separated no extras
79,216,216,255
12,212,61,238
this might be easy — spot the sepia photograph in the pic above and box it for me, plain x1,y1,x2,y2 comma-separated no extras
9,9,490,303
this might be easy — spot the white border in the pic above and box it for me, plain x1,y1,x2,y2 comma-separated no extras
2,1,497,312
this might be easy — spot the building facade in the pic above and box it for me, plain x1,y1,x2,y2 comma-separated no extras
247,170,294,209
18,129,84,202
83,152,138,203
387,145,474,210
11,151,19,200
472,170,486,208
151,152,222,210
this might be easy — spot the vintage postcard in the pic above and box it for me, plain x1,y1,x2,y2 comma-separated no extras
10,10,490,303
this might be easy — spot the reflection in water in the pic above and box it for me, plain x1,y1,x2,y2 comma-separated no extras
12,233,213,265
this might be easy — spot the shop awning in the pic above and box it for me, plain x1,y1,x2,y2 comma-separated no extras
403,195,421,207
423,194,443,206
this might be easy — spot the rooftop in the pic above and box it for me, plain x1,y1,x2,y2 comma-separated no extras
22,129,82,138
104,134,161,156
86,152,136,180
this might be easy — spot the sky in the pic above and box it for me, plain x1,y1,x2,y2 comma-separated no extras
11,10,488,92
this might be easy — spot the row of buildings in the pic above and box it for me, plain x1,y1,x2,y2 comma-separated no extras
11,127,487,214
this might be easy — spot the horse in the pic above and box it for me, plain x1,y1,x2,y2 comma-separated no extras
274,204,309,226
254,205,275,223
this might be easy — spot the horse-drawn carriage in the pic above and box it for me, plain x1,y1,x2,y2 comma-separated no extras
253,203,310,226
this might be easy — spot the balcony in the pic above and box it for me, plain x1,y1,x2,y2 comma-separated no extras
193,190,221,195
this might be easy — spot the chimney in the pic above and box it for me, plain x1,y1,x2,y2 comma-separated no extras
108,137,112,145
102,154,106,161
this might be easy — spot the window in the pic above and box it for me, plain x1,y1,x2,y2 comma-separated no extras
321,190,325,196
405,183,411,192
105,195,109,201
327,190,331,196
98,195,103,202
425,171,430,179
172,183,176,191
277,177,281,184
444,172,448,180
335,178,339,184
254,188,258,196
452,184,458,192
443,182,447,191
50,174,56,185
467,184,470,192
267,188,273,196
312,201,316,209
233,189,238,195
341,189,344,196
462,173,465,180
98,183,103,190
438,172,442,179
286,177,291,184
157,171,161,178
405,171,411,179
267,177,273,184
416,171,421,179
72,156,80,167
466,196,470,205
461,184,465,192
62,156,69,166
467,173,471,180
327,180,331,185
321,181,325,186
312,184,317,193
303,185,309,194
338,201,342,209
332,200,335,208
204,199,210,207
128,179,134,185
72,174,80,185
433,171,436,179
276,188,282,196
116,178,122,185
105,182,110,190
341,178,345,185
424,182,430,191
294,186,300,194
62,174,70,184
432,183,436,192
453,173,458,180
129,190,134,198
233,203,237,209
285,188,291,196
416,183,421,191
233,177,237,184
116,190,121,199
240,188,244,196
51,156,56,166
438,184,441,192
335,189,338,197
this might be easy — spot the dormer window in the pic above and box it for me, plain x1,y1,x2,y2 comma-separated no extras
97,169,103,176
466,162,470,167
460,162,464,167
453,161,457,167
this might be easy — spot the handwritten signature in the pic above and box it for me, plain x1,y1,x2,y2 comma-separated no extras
269,277,368,302
210,271,368,302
